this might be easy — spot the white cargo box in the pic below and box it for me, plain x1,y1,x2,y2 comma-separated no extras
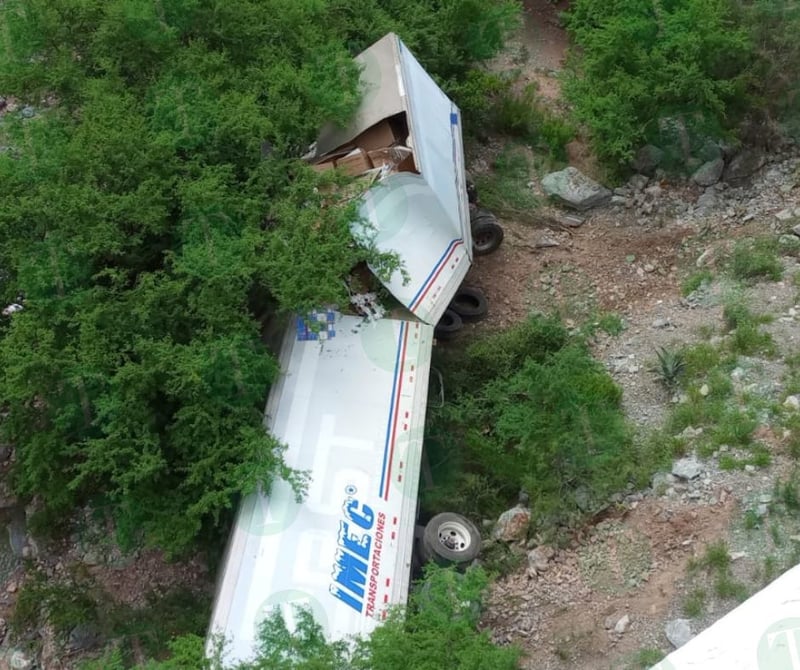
208,315,433,664
653,563,800,669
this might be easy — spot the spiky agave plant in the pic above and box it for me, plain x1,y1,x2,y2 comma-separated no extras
653,346,686,387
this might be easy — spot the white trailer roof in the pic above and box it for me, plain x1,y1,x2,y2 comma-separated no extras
317,33,472,325
208,313,433,665
652,563,800,669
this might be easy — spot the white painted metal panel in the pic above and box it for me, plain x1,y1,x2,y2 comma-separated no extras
208,314,433,665
652,564,800,669
397,39,472,255
356,172,470,325
311,33,472,325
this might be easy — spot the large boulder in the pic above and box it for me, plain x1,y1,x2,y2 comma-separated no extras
691,158,725,187
632,145,664,176
541,167,612,211
491,503,531,543
723,149,766,185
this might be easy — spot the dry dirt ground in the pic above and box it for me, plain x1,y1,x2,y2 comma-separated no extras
460,3,800,668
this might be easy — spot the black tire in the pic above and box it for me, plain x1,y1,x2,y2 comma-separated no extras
420,513,481,566
449,286,488,322
434,308,463,341
472,221,504,256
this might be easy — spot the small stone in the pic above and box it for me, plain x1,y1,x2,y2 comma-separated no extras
6,581,17,594
20,105,35,119
527,545,555,574
695,248,713,267
652,318,670,329
614,614,631,634
665,619,693,649
757,503,769,517
793,223,800,238
644,263,655,273
730,551,747,561
784,395,800,411
745,464,756,473
672,457,703,480
776,208,795,222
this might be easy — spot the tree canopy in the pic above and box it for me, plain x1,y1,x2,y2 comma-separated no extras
0,0,519,553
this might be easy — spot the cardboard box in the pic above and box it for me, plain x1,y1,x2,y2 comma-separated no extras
310,161,335,173
335,148,373,176
354,120,397,152
367,146,414,171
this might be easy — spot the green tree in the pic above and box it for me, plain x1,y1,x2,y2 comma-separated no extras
80,566,520,670
564,0,753,169
0,0,518,553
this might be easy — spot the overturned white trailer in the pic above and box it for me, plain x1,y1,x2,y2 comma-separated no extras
207,33,476,665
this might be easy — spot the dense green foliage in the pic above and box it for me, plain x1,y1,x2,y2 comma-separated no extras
80,566,520,670
563,0,756,169
0,0,518,554
426,316,636,536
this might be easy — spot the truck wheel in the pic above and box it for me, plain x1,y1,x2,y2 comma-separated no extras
420,513,481,566
449,286,488,322
473,221,504,255
434,309,462,341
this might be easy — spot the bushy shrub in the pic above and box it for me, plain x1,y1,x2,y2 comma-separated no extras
563,0,752,170
430,316,635,537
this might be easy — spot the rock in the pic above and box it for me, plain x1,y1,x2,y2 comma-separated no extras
652,317,670,329
776,208,796,222
541,167,612,211
7,507,27,558
0,480,17,510
81,549,102,566
527,545,555,574
535,234,560,248
699,384,710,397
627,174,649,192
610,195,627,207
67,622,101,652
784,395,800,411
695,248,713,267
651,472,676,492
614,614,631,634
745,464,756,473
695,190,717,213
19,106,35,119
793,223,800,238
632,145,664,176
491,504,531,543
723,149,766,184
0,648,35,670
672,457,702,480
779,235,800,250
757,503,769,517
697,139,723,162
665,618,694,649
691,158,725,186
678,426,704,440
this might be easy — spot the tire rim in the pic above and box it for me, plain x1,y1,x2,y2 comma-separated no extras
474,230,495,251
437,520,472,552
